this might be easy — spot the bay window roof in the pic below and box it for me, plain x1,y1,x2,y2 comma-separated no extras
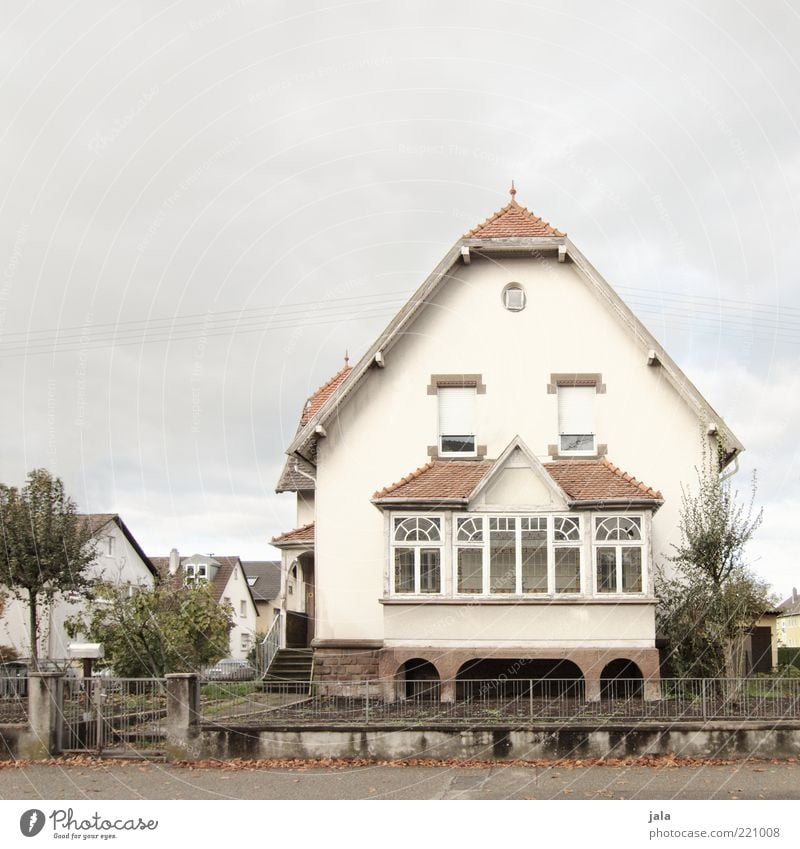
373,456,662,507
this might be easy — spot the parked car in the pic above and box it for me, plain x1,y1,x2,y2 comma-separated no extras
203,658,257,682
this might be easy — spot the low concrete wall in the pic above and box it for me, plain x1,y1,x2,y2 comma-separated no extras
192,722,800,762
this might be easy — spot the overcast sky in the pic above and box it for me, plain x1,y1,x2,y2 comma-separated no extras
0,1,797,595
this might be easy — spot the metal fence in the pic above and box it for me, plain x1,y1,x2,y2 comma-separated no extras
59,678,167,753
0,673,28,723
198,677,800,727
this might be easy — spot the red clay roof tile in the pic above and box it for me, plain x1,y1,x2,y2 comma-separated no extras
541,459,662,501
271,522,315,545
466,199,565,239
373,461,493,500
374,458,661,503
301,366,352,424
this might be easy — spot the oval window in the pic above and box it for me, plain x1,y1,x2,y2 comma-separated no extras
502,283,526,312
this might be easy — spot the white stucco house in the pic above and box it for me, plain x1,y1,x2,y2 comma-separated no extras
0,514,158,661
273,187,743,701
150,551,259,660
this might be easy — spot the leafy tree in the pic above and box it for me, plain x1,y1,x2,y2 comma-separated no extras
67,582,233,677
0,469,96,668
657,565,773,678
657,445,772,678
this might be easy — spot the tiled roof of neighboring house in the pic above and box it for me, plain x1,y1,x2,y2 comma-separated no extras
374,461,493,500
276,454,316,492
301,364,352,425
81,513,158,577
545,459,663,501
466,191,565,239
241,560,281,602
778,590,800,617
373,458,662,503
271,522,315,546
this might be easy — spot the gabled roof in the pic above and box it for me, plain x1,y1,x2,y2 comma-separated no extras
276,361,350,491
372,456,662,507
301,364,352,425
276,455,316,493
466,187,565,239
287,188,743,465
81,513,158,578
241,560,281,602
271,522,315,547
150,554,259,611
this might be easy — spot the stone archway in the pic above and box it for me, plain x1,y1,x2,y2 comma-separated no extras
600,658,644,699
397,658,441,700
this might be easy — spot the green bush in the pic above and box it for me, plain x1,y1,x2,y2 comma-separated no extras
777,647,800,669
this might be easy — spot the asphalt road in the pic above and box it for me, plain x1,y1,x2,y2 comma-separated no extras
1,761,799,800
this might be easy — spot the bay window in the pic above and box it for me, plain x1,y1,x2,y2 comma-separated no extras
388,512,646,598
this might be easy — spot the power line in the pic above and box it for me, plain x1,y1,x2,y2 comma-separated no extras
1,284,797,359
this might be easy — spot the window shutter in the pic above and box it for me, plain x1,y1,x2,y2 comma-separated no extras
438,387,475,436
558,386,593,434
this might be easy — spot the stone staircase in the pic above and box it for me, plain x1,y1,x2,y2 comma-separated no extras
263,648,313,692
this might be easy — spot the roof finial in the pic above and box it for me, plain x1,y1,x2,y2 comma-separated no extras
509,180,517,202
344,350,349,367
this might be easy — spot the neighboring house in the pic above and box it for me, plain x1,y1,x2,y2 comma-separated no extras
273,187,744,701
777,588,800,648
241,560,282,625
0,513,158,661
150,551,259,660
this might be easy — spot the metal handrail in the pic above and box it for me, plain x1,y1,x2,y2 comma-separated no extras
257,611,282,678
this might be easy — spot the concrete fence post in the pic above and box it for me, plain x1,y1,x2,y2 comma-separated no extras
23,672,64,758
165,673,200,760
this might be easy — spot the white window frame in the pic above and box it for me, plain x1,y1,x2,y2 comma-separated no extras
240,600,247,618
390,514,445,596
438,387,477,458
184,563,208,585
592,514,647,595
557,385,596,456
452,514,583,597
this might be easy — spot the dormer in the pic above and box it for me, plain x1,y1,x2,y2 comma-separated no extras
183,555,220,586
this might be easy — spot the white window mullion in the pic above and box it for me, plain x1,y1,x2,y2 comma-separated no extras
547,517,555,595
483,518,490,595
515,518,522,594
